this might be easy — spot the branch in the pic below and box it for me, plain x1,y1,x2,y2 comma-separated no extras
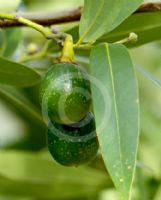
0,7,82,28
135,2,161,13
0,3,161,28
0,13,64,42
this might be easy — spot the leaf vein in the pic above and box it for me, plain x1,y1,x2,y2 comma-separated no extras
105,44,125,184
79,0,105,43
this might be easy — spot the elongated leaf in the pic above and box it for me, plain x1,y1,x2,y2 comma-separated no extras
0,57,41,87
69,12,161,47
0,151,108,199
98,12,161,47
79,0,143,43
0,86,47,150
0,86,45,127
90,43,139,200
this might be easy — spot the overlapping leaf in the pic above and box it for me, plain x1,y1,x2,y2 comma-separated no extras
79,0,143,43
98,12,161,47
90,43,139,200
0,57,41,87
0,151,108,199
0,86,44,127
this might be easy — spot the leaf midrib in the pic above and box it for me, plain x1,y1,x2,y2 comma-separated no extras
80,0,105,42
105,44,125,186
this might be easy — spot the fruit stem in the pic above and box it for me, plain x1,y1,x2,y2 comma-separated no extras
73,43,93,49
60,34,75,63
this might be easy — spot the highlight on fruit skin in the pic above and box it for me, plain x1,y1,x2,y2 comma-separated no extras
47,112,99,166
40,62,91,125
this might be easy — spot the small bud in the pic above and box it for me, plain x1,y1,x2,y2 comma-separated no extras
129,32,138,42
52,27,60,34
27,43,39,55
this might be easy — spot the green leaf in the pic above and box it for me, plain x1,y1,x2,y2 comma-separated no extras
0,86,45,127
0,30,6,55
69,12,161,47
90,43,139,200
3,28,22,57
0,57,41,87
0,150,108,199
79,0,143,43
98,12,161,47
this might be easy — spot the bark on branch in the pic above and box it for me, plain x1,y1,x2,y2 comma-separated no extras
135,2,161,13
0,2,161,28
0,7,82,28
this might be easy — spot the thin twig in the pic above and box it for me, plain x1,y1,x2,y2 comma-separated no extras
0,13,65,43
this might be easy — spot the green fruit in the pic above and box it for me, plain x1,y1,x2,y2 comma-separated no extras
47,112,99,166
41,63,91,124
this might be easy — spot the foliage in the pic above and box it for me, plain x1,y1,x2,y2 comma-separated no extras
0,0,161,200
